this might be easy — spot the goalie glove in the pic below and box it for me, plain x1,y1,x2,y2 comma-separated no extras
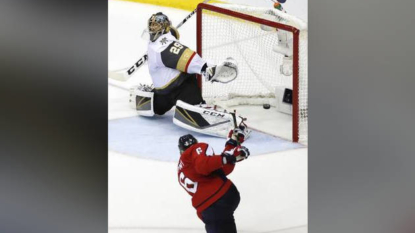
202,57,238,83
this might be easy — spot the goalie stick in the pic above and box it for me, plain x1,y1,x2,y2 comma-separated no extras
109,0,211,81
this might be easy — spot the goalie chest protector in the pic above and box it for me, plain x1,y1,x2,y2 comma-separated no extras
147,31,206,94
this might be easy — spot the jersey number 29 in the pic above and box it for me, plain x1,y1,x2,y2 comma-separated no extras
179,172,198,194
170,42,184,54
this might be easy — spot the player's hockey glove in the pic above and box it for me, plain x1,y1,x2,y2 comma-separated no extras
226,126,247,147
221,150,236,165
221,146,250,164
234,146,250,162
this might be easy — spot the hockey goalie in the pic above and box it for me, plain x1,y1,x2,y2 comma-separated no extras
130,12,249,138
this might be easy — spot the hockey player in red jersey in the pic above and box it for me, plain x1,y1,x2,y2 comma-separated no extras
177,128,250,233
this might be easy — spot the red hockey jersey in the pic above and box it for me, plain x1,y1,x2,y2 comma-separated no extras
177,142,236,219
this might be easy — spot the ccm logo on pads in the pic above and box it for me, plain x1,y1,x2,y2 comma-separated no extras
202,110,226,118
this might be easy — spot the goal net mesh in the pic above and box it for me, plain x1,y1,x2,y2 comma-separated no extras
199,3,308,142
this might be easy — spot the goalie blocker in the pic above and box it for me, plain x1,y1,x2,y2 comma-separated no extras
173,100,251,138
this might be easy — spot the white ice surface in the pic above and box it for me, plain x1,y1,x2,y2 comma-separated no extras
109,1,307,232
109,149,307,233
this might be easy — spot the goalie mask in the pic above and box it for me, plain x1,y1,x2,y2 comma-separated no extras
148,12,171,42
178,134,198,154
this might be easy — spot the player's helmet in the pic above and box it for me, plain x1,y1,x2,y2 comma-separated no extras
178,134,198,154
148,12,171,42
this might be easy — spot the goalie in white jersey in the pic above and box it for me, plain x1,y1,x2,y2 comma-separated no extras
130,12,249,138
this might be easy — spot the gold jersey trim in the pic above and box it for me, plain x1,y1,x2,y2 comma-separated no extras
176,48,195,72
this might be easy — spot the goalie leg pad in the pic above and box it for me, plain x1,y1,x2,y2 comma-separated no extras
173,100,241,138
129,86,154,117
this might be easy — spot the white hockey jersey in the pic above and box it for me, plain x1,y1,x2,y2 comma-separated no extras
147,28,206,94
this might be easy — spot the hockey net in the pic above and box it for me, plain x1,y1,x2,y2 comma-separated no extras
197,3,308,142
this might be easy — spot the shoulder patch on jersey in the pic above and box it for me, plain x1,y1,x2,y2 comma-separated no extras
192,143,214,157
192,142,208,155
149,32,177,53
160,37,168,45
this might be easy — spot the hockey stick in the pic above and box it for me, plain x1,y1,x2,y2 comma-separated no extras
229,110,250,143
108,0,211,81
230,111,238,129
230,110,248,129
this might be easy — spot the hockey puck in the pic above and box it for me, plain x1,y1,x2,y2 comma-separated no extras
263,104,271,109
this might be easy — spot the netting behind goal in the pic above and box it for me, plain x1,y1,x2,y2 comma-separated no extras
197,3,308,142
